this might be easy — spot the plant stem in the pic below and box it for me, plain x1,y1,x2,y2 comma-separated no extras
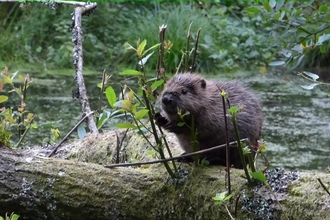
185,22,193,72
141,89,176,178
159,129,178,172
317,178,330,196
190,28,201,73
190,116,198,166
15,120,32,148
221,93,231,194
247,151,256,173
232,116,253,186
97,69,107,113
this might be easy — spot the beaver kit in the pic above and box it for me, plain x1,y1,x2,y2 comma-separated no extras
155,72,263,168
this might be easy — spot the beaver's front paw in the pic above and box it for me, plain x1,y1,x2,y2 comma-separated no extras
154,112,169,127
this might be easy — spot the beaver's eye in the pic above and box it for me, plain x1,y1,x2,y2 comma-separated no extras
182,88,188,94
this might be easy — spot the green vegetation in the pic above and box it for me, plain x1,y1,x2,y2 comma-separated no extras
1,2,330,75
0,212,19,220
0,2,272,74
1,2,330,219
2,1,330,75
0,67,37,148
245,1,330,70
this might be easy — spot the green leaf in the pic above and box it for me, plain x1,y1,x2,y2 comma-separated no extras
143,43,161,56
242,146,251,155
10,71,18,81
10,213,20,220
228,106,239,114
274,11,281,20
0,95,8,103
268,61,285,66
137,39,147,57
124,42,135,51
280,8,290,13
269,0,276,8
97,110,110,129
251,171,267,183
213,191,231,202
263,0,272,13
302,71,319,81
320,45,327,54
275,0,284,12
4,76,12,84
30,123,38,129
146,150,156,157
105,86,116,108
295,9,302,16
316,34,330,46
116,123,137,129
177,122,185,127
77,125,86,139
244,7,261,14
301,83,318,90
224,194,233,201
135,109,149,120
122,99,132,111
151,79,164,90
113,100,124,108
119,69,143,76
139,51,154,66
319,4,328,13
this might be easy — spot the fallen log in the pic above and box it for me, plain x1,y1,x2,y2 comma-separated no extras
0,130,329,220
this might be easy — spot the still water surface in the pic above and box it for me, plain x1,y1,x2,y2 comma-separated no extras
10,71,330,171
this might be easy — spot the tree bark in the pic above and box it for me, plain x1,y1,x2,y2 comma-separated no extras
0,144,245,220
72,3,99,134
0,131,329,220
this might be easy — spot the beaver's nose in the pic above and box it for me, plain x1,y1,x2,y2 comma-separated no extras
162,94,173,105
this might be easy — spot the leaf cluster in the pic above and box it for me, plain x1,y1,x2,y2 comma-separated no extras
0,67,36,148
0,212,19,220
245,0,330,70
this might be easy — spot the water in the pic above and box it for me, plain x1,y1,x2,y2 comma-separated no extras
245,71,330,171
4,71,329,171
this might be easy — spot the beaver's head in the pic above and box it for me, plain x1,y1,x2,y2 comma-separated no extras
160,73,207,116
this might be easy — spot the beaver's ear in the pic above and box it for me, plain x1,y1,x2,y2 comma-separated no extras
200,79,206,89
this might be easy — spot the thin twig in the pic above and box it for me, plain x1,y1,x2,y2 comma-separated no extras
185,21,193,72
298,72,330,86
97,69,107,112
234,193,241,217
232,115,253,186
115,132,120,163
104,139,248,168
15,117,34,148
115,129,128,163
221,90,231,195
156,24,167,80
48,111,95,157
190,28,201,73
317,178,330,196
225,205,235,220
176,53,186,75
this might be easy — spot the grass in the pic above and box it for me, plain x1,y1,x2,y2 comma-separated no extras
0,2,275,75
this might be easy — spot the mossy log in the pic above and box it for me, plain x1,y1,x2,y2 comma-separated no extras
0,130,329,220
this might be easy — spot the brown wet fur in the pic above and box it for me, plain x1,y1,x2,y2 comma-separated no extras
155,73,263,168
